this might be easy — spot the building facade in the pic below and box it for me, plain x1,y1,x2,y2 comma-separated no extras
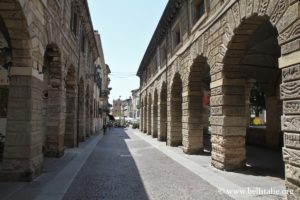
131,89,140,121
137,0,300,198
0,0,109,181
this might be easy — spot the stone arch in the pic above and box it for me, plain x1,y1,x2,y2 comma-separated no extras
158,81,167,141
152,88,158,138
182,56,211,154
64,65,77,147
78,78,85,141
147,92,152,135
168,73,183,146
43,43,65,157
210,15,282,172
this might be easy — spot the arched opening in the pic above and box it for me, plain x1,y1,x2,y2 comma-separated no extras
78,78,85,141
213,16,283,176
43,44,65,157
64,65,77,147
147,93,152,135
0,17,11,161
152,89,158,138
159,82,167,141
85,85,90,138
168,73,183,146
183,57,211,154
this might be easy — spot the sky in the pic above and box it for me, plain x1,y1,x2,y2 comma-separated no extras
87,0,168,103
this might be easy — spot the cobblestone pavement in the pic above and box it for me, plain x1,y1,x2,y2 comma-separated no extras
63,128,232,200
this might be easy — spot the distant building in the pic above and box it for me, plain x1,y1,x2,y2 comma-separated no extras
131,89,140,121
112,98,122,117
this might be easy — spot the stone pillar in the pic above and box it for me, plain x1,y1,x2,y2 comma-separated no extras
44,86,65,157
0,75,43,181
182,91,207,154
78,94,86,141
158,101,167,141
147,103,151,135
210,82,247,170
143,105,147,133
266,96,281,149
280,60,300,199
140,106,143,132
64,90,77,147
167,97,182,146
152,103,158,138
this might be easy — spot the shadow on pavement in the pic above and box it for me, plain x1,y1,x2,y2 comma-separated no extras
63,128,150,200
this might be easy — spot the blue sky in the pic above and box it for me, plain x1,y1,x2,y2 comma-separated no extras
88,0,168,102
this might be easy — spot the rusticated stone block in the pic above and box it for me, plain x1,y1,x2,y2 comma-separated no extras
284,133,300,150
210,116,247,126
282,116,300,132
285,181,300,200
282,64,300,82
281,80,300,100
283,100,300,114
285,164,300,185
211,134,245,148
210,95,245,106
211,125,246,136
210,85,244,96
283,147,300,167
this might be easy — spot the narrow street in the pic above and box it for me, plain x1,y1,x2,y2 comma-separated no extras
63,128,232,200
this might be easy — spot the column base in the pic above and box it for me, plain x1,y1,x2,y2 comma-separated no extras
44,148,64,158
183,146,203,155
158,136,167,141
167,140,182,147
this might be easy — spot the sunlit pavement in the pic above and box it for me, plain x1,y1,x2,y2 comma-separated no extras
0,127,286,200
63,127,232,200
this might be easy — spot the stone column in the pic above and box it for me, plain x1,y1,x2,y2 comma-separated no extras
280,60,300,199
147,103,151,135
143,105,147,133
79,94,86,141
158,101,167,141
182,91,207,154
266,96,281,149
44,86,65,157
64,90,77,147
140,106,143,132
210,81,247,170
152,103,158,138
167,97,182,146
1,75,44,181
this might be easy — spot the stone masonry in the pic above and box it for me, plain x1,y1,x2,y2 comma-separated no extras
0,0,109,181
137,0,300,199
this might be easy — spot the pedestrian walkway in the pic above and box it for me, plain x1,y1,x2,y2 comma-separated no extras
131,128,286,200
63,127,232,200
0,128,287,200
0,133,103,200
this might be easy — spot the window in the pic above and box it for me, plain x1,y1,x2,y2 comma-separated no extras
172,23,181,49
160,42,167,66
80,29,85,53
192,0,206,24
70,4,78,35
